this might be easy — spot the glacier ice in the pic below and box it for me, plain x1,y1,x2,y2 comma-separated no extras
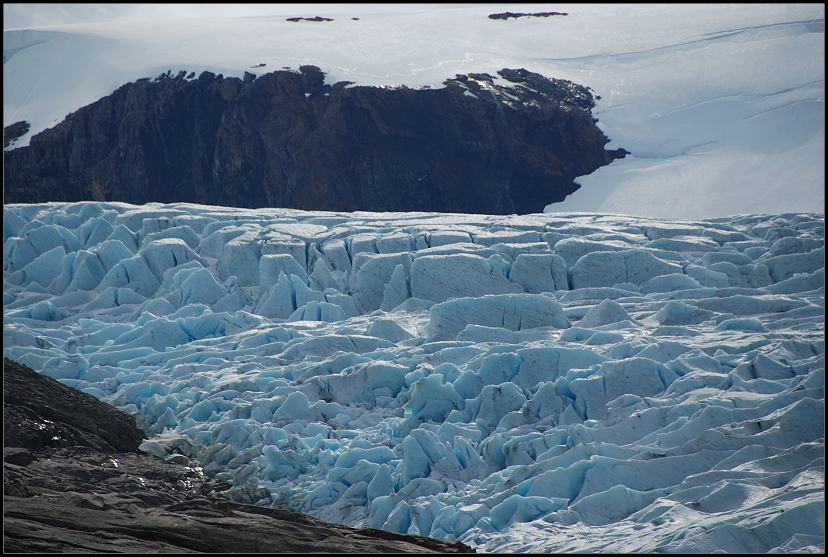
3,202,824,553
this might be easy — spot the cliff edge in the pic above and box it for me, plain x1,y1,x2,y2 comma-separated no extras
3,67,626,214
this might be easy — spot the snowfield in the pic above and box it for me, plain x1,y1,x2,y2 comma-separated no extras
3,4,824,217
4,202,824,552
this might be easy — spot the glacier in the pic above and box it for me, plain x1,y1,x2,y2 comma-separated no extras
3,3,825,552
4,201,824,552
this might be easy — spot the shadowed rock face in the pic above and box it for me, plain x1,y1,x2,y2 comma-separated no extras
3,66,626,214
3,357,146,453
2,359,474,553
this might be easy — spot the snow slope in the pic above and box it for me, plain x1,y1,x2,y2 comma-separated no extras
3,4,825,218
4,201,824,552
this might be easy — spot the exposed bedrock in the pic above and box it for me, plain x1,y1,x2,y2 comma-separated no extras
3,66,626,214
3,357,146,453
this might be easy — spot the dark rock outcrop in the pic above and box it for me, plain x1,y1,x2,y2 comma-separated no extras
3,445,233,510
286,16,334,22
3,66,626,214
3,120,30,149
3,359,473,553
488,12,568,20
3,357,146,453
4,493,473,553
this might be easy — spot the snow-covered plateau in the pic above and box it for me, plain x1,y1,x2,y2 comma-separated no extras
2,4,825,217
3,202,824,552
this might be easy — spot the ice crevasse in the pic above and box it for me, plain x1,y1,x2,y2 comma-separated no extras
3,201,824,553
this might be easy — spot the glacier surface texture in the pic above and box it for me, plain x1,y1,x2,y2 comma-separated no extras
3,202,824,552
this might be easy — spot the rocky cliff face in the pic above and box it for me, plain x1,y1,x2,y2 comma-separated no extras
3,66,626,215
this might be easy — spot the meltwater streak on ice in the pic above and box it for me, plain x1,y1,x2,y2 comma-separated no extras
3,4,825,217
3,202,824,553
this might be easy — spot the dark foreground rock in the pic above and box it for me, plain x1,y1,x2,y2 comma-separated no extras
4,492,472,553
3,357,146,453
4,66,626,214
3,359,473,553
